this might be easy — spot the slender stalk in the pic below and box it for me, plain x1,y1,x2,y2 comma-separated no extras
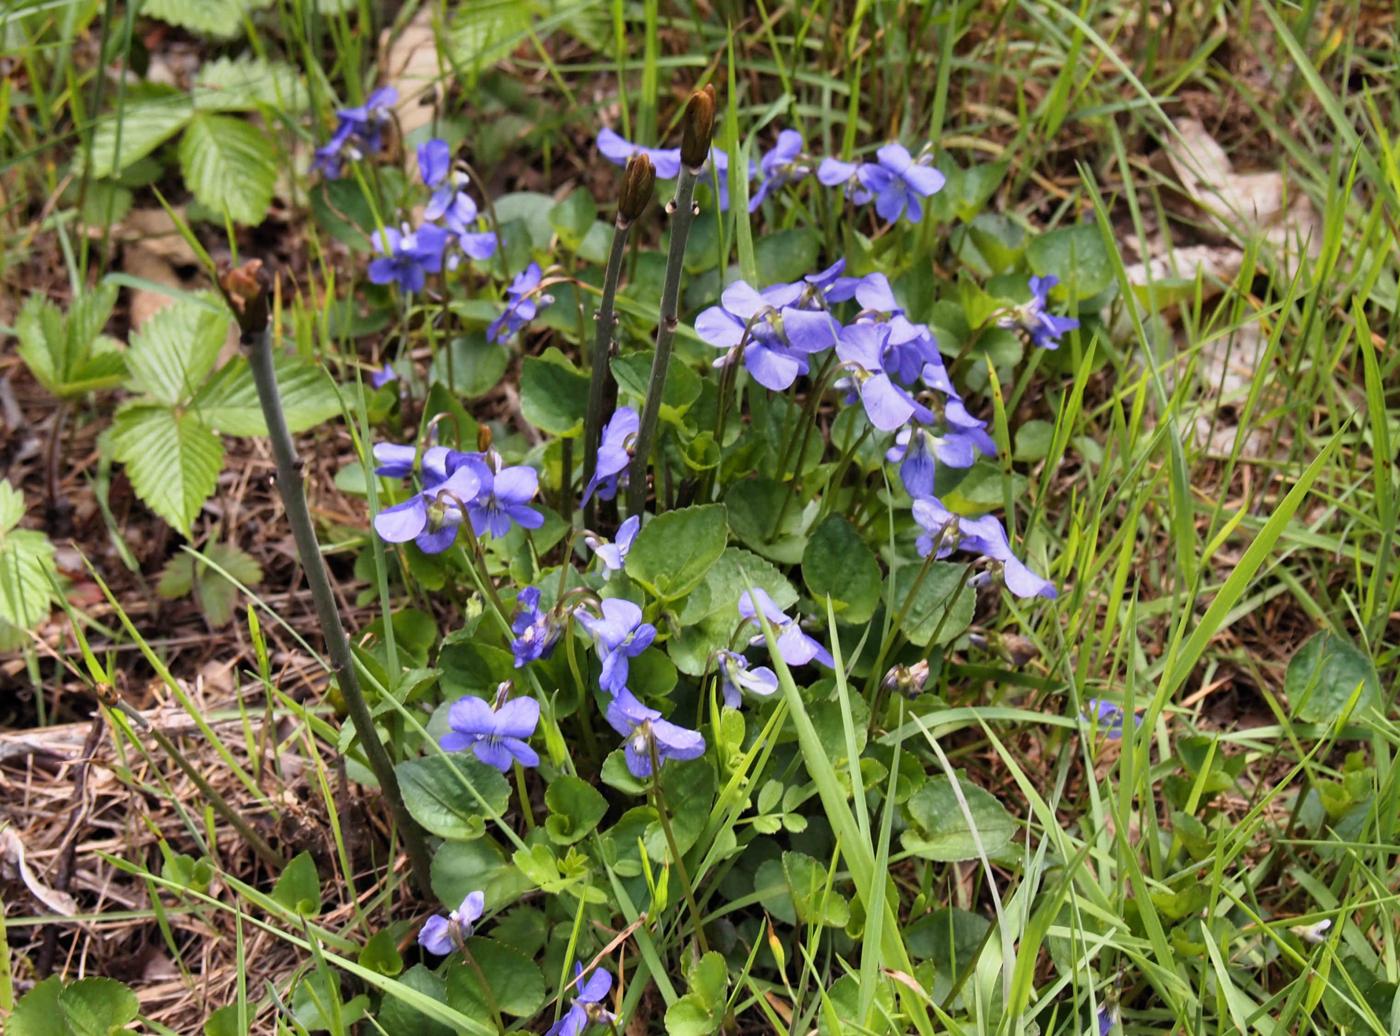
582,216,635,526
649,745,710,955
627,166,699,515
245,320,433,897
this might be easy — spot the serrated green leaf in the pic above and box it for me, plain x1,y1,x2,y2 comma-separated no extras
111,405,224,537
193,354,342,435
139,0,272,38
179,112,279,225
86,94,194,177
0,480,25,532
16,285,125,398
125,296,232,406
518,350,588,436
158,543,263,627
0,531,57,615
194,56,308,111
58,977,140,1036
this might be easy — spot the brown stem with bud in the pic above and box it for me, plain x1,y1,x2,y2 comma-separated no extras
582,155,653,526
626,87,715,515
219,262,434,899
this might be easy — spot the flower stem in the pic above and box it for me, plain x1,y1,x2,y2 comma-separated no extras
245,321,434,898
649,745,710,955
582,216,634,527
627,167,699,515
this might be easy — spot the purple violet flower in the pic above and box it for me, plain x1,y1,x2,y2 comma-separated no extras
597,127,683,180
373,464,481,553
715,649,779,709
369,363,398,389
805,259,865,304
441,692,540,771
546,965,615,1036
697,280,838,391
368,223,448,294
886,426,980,497
999,275,1080,350
738,588,834,668
1082,699,1141,740
467,459,545,539
835,322,935,432
576,598,656,694
313,86,397,178
749,129,809,211
911,497,1057,599
417,139,498,265
511,587,561,667
585,515,641,574
488,262,552,343
418,890,484,956
604,690,706,779
818,144,945,223
582,407,639,506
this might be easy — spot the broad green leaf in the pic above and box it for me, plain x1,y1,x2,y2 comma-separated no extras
444,938,545,1018
625,504,729,601
676,546,797,626
110,405,224,537
7,975,63,1036
905,908,992,972
140,0,273,38
783,851,850,926
665,952,728,1036
193,354,343,435
430,335,509,398
902,775,1016,862
396,754,511,840
292,969,369,1032
179,112,279,225
519,350,589,436
125,296,232,406
1286,632,1382,723
725,478,809,564
57,978,140,1036
612,352,702,423
156,542,263,627
430,838,530,908
86,94,194,177
272,851,322,915
194,56,308,111
1026,222,1113,300
377,964,452,1036
892,562,975,647
447,2,536,71
802,515,882,623
755,228,821,285
544,775,609,846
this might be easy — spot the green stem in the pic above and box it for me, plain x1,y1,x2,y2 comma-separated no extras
583,216,635,527
246,324,434,898
650,745,710,955
627,166,700,515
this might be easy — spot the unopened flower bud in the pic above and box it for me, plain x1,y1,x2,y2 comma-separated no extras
219,259,270,339
476,423,493,452
679,84,717,170
618,153,655,223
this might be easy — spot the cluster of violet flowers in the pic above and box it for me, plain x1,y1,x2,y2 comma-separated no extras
597,126,947,223
692,254,1070,599
315,97,558,337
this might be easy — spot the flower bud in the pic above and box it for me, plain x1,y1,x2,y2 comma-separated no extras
618,153,655,223
219,259,270,339
679,84,717,170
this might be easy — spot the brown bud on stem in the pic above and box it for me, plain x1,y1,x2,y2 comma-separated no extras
218,259,271,339
618,153,656,223
679,84,717,170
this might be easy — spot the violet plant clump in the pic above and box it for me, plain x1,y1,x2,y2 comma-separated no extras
341,78,1088,1035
